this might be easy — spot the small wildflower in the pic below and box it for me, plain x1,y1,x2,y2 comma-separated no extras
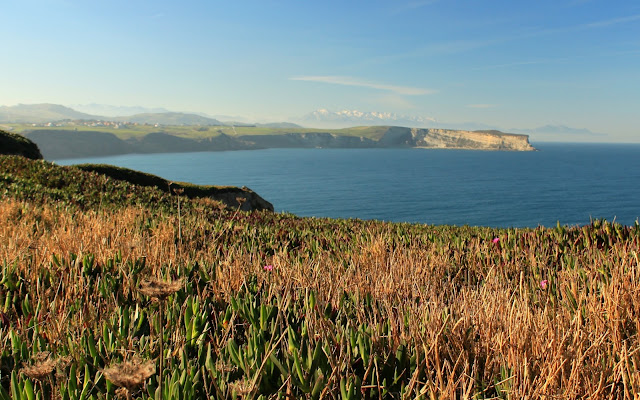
492,237,500,244
263,264,274,272
540,279,549,290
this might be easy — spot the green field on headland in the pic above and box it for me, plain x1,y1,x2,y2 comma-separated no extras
6,123,535,159
1,133,637,399
3,123,391,141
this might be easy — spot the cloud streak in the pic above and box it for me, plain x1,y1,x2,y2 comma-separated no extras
582,14,640,29
467,104,496,109
392,0,440,14
290,76,435,95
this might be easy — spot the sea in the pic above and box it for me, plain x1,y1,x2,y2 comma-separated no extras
55,143,640,228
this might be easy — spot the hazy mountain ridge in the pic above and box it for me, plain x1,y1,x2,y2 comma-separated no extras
0,103,224,126
510,125,606,140
0,104,602,142
111,112,223,126
300,108,437,129
69,104,170,117
0,104,99,123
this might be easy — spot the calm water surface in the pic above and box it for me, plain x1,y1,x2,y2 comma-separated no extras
57,143,640,228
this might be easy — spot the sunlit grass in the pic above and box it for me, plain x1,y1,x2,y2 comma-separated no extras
1,155,639,399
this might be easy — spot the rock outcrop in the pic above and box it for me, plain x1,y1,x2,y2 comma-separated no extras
377,127,535,151
242,127,535,151
207,186,274,212
415,129,535,151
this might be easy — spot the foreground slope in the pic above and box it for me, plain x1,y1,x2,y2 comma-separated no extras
1,156,638,399
0,156,272,212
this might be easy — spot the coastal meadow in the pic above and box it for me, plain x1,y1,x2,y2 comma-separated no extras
1,155,640,399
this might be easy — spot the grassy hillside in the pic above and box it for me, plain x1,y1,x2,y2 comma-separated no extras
7,123,393,141
0,156,271,211
11,125,391,159
0,129,43,159
1,155,639,399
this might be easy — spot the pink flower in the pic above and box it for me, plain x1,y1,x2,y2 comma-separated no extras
263,264,274,272
540,279,549,290
492,237,500,244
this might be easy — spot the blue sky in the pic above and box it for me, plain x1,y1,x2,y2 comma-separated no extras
2,0,639,141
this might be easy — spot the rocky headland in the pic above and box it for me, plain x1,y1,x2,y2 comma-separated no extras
20,126,535,159
237,127,535,151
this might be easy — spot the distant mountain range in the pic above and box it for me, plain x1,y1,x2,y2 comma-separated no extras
0,104,97,123
298,109,437,129
510,125,606,140
0,103,603,141
70,103,170,117
111,112,223,126
297,108,605,140
0,103,223,126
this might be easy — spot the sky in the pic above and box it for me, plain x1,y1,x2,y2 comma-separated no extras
2,0,640,142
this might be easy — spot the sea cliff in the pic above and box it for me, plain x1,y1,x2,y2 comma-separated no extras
239,127,535,151
22,126,535,159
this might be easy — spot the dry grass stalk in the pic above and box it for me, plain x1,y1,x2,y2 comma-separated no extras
138,277,183,300
102,358,155,391
137,276,182,400
21,357,56,380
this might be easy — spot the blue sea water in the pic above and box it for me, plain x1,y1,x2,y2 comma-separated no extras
56,143,640,228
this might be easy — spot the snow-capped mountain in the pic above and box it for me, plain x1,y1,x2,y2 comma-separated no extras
298,109,437,128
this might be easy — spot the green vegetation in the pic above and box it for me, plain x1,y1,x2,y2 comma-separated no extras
0,129,42,159
6,123,393,141
0,157,271,212
5,124,224,141
1,152,639,399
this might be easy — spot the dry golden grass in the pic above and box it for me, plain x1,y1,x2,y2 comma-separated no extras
2,196,640,398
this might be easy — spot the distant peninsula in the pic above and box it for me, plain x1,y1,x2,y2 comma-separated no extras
0,103,535,158
9,125,534,159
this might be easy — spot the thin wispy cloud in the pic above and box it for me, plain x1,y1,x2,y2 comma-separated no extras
583,14,640,29
520,13,640,38
290,76,435,96
467,104,496,109
473,58,571,70
393,0,439,14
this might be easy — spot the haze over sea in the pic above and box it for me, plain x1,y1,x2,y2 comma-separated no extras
58,143,640,228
